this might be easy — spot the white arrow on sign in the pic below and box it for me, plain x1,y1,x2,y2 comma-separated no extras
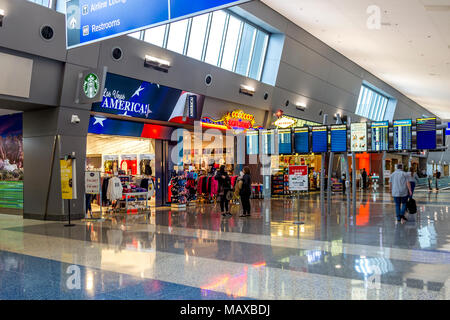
70,17,77,29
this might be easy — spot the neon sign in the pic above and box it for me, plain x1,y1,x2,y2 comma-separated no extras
201,110,262,132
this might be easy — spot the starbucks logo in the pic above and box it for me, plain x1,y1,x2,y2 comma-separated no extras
83,73,99,99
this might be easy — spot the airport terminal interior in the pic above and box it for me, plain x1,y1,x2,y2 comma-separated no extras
0,0,449,301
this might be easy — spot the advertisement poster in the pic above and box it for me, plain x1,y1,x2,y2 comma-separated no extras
85,172,100,195
60,159,77,200
351,123,367,152
0,113,23,209
289,165,308,191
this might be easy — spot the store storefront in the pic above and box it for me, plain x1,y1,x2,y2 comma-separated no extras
84,73,268,214
86,72,206,212
271,114,323,195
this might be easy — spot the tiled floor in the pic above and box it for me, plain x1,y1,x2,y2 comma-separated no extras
0,188,449,300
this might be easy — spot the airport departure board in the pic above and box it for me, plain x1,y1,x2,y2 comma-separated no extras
330,125,347,152
312,126,328,153
416,117,437,150
350,123,367,152
393,119,412,150
246,130,259,155
294,127,309,154
371,121,389,151
261,130,275,154
278,129,292,154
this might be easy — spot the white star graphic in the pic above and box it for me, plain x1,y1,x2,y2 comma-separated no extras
93,117,106,127
122,111,131,117
131,85,145,98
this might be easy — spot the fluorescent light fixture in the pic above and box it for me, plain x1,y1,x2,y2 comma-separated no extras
239,84,255,96
144,55,171,73
0,9,4,27
296,102,307,111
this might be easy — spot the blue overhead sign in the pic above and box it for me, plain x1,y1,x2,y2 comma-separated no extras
66,0,251,48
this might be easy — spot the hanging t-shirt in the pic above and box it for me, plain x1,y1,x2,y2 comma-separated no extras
107,176,123,201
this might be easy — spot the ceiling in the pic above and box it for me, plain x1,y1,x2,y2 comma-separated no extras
262,0,450,120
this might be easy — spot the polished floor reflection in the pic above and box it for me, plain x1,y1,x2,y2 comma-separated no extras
0,189,449,300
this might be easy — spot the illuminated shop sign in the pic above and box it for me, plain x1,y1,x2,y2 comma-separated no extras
201,110,262,132
92,73,204,124
273,115,320,129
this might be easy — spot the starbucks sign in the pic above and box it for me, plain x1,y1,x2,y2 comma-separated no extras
83,73,99,99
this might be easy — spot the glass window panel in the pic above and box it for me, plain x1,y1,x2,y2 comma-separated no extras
220,15,242,71
166,19,189,54
144,25,167,47
248,30,269,80
128,31,142,40
56,0,66,13
186,14,209,61
204,11,227,66
29,0,51,7
356,85,390,121
235,23,256,76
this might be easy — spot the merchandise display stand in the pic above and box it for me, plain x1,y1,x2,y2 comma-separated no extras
123,192,149,211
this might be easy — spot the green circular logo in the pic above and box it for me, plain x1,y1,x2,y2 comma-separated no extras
83,73,99,99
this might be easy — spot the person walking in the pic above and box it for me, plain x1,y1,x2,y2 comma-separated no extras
390,164,412,224
408,167,419,198
361,168,368,190
436,170,441,191
215,165,232,217
239,167,252,217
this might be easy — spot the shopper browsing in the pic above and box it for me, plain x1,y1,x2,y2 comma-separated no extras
239,167,252,217
215,165,232,217
390,164,412,224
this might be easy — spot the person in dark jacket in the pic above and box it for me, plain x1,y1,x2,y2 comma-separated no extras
215,165,232,217
239,167,252,217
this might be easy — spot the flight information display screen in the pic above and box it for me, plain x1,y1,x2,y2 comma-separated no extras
278,129,292,154
371,121,389,151
246,130,259,155
330,125,347,152
350,123,367,152
416,117,437,150
293,127,309,154
261,130,275,154
312,126,328,153
393,119,412,150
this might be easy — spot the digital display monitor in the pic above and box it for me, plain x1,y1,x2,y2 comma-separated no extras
416,118,437,150
246,130,259,155
393,119,412,150
330,125,347,152
312,126,328,153
261,130,275,155
371,121,389,151
350,123,367,152
278,129,292,154
293,127,309,154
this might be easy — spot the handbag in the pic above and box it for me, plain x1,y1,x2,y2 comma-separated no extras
406,198,417,214
226,190,234,201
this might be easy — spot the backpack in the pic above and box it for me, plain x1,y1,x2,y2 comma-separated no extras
406,198,417,214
